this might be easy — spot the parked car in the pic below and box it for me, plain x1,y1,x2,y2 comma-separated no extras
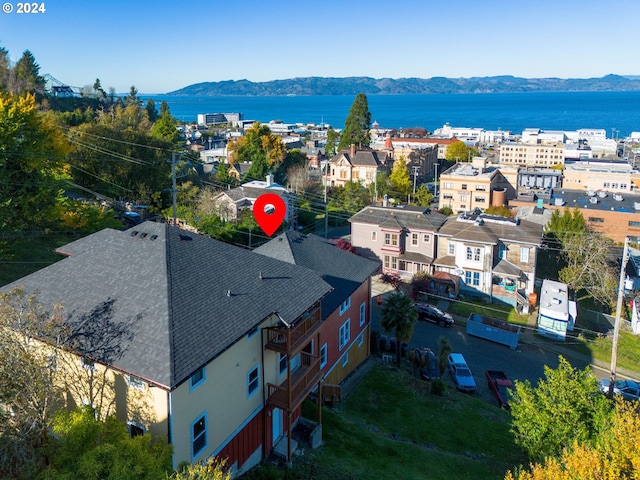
416,347,440,381
485,370,514,409
599,378,640,401
416,304,454,327
447,353,477,392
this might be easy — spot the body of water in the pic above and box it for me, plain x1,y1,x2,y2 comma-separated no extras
147,91,640,138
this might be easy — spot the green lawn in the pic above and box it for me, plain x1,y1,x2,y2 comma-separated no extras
448,299,530,325
254,364,526,480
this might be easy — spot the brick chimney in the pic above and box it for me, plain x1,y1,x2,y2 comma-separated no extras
350,144,356,157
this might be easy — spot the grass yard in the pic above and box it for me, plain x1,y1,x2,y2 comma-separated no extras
250,364,526,480
448,298,530,326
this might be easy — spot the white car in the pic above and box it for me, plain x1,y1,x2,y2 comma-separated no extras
599,378,640,401
447,353,476,392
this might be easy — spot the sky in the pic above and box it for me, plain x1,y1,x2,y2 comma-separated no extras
0,0,637,94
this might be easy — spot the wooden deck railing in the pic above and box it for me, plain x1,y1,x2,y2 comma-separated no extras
265,308,321,354
266,351,322,411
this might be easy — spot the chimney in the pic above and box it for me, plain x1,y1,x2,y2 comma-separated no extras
350,144,356,158
266,174,273,186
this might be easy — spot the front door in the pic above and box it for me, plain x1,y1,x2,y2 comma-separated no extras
272,407,283,444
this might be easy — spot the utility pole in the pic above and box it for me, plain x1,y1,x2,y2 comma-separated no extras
412,166,419,196
609,236,629,398
324,161,329,238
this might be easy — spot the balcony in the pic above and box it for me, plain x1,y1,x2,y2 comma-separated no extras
266,351,322,411
264,308,321,356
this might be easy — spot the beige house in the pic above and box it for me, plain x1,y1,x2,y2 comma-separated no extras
439,157,518,213
500,141,565,167
326,145,390,187
1,222,334,475
383,137,439,180
349,205,448,278
434,211,542,310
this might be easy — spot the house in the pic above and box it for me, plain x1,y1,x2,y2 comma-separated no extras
326,145,390,188
381,137,439,180
255,231,380,387
0,221,334,474
228,161,252,181
434,210,543,310
210,175,295,224
349,205,448,279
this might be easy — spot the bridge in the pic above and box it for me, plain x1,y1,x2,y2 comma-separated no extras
43,73,87,97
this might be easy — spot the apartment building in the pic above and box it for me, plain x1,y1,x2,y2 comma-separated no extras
499,141,565,167
438,157,518,213
562,161,640,194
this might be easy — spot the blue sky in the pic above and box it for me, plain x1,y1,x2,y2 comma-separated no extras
0,0,636,93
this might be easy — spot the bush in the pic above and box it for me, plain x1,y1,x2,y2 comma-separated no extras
430,378,447,396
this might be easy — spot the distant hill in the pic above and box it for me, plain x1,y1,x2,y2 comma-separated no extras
168,74,640,96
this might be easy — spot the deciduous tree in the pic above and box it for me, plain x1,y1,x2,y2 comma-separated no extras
444,140,477,162
509,356,610,462
389,156,411,200
228,122,285,181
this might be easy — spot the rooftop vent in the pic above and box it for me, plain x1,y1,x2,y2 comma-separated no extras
178,234,192,241
150,235,158,241
130,231,139,237
139,232,147,238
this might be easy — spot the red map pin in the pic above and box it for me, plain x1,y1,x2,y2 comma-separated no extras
253,193,286,236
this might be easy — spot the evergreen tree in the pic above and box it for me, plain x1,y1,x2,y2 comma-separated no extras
14,50,44,95
325,127,340,158
145,98,158,122
0,47,10,92
338,93,372,151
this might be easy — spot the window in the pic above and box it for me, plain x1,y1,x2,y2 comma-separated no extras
475,197,485,203
191,413,207,459
190,367,205,390
465,271,472,284
629,221,640,228
128,421,145,438
448,242,455,255
443,182,453,189
358,333,364,347
589,217,604,223
411,233,419,246
339,319,350,350
342,352,349,368
371,231,377,241
473,272,480,286
520,247,529,263
461,184,467,190
474,247,481,262
247,365,259,398
499,244,507,259
339,296,351,315
460,194,468,202
423,234,430,243
383,255,397,270
360,302,366,327
81,357,95,371
466,247,473,260
384,233,398,246
127,375,145,391
320,344,327,368
278,353,287,375
603,182,610,188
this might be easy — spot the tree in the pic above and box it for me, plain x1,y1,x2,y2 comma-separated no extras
169,457,231,480
412,184,434,207
0,287,67,477
389,156,412,200
558,232,618,309
380,293,418,366
444,140,477,163
327,181,371,219
125,85,142,107
338,93,372,151
509,356,610,462
93,78,106,100
437,336,452,377
228,122,285,181
145,98,158,122
0,93,70,232
0,47,10,92
151,107,181,145
544,207,587,247
325,127,340,158
13,50,45,95
505,399,639,480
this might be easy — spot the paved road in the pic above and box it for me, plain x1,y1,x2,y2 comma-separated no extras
369,279,625,407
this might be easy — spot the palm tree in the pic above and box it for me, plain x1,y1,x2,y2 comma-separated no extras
381,292,418,366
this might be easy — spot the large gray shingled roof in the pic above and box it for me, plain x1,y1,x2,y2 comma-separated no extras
255,232,380,318
1,222,332,390
349,205,448,231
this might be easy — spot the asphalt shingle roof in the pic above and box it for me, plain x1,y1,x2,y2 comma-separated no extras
349,205,448,232
255,232,380,319
436,212,543,246
2,222,332,390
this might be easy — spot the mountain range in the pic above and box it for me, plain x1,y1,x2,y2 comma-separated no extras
168,74,640,96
